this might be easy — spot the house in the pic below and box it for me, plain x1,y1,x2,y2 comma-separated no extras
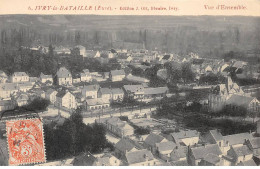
17,82,34,92
99,117,134,138
237,159,257,166
114,138,139,159
82,85,100,99
45,89,58,104
189,144,222,166
98,88,112,102
15,93,29,107
75,45,87,57
86,98,109,110
143,87,168,102
94,154,121,166
0,70,8,83
56,67,73,86
155,141,177,159
80,69,92,82
199,153,225,166
55,90,77,110
231,61,247,70
0,83,19,99
226,145,253,165
225,94,260,114
220,132,253,155
54,46,71,55
144,133,168,153
111,88,124,102
202,129,223,146
125,149,157,166
126,74,149,83
10,72,29,83
40,73,53,84
208,76,244,112
0,100,15,112
73,152,96,166
245,137,260,157
109,70,125,82
200,65,213,74
123,85,145,100
218,63,230,73
168,130,200,146
94,51,101,58
169,146,188,165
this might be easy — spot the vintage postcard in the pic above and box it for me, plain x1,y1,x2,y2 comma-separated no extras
0,0,260,166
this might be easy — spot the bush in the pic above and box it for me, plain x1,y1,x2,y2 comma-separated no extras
134,127,150,135
23,97,50,111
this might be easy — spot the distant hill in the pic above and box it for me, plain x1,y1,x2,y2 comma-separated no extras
0,15,259,57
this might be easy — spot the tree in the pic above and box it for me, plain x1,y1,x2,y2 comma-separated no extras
23,97,50,111
181,62,195,84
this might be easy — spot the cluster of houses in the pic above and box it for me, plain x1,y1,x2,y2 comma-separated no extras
67,115,260,166
0,65,169,113
208,76,260,113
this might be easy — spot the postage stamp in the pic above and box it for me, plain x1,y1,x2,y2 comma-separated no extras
6,118,46,165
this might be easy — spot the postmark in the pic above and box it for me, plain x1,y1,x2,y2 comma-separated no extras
6,118,46,165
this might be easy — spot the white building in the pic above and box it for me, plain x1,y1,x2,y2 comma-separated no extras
10,72,29,83
56,67,73,86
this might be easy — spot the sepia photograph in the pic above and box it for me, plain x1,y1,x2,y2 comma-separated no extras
0,7,259,166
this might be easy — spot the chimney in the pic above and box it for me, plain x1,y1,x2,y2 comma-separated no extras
143,154,148,161
226,141,229,147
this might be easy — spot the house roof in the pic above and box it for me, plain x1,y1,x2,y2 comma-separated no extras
0,100,13,106
171,130,200,140
223,132,252,146
232,145,253,157
237,159,257,166
126,74,149,83
115,138,136,153
226,94,256,107
191,144,222,160
110,70,125,76
40,72,52,79
83,85,100,92
232,61,247,68
156,141,177,152
209,130,223,142
86,98,109,106
170,146,187,161
125,149,154,165
73,152,96,166
249,137,260,149
202,153,222,165
144,87,168,95
99,88,112,95
0,83,18,91
123,85,144,93
46,88,56,95
95,156,110,166
144,133,165,147
56,90,71,98
13,72,28,77
0,70,7,77
111,88,124,95
75,45,86,50
56,67,71,78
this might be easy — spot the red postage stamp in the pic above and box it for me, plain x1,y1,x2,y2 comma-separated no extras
6,118,46,165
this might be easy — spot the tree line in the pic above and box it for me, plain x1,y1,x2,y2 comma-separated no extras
44,109,113,161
